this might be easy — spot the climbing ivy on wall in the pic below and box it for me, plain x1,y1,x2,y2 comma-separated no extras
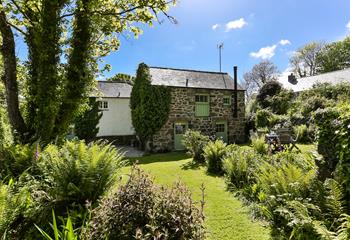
130,63,171,149
74,98,102,142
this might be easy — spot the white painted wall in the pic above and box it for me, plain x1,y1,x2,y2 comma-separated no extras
97,98,134,136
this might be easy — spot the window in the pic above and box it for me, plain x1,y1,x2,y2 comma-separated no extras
195,95,208,103
223,96,231,105
99,100,109,110
216,123,225,133
195,94,209,117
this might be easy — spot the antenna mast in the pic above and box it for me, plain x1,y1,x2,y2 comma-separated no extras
217,43,224,72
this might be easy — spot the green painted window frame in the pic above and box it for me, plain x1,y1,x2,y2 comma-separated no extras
215,123,226,133
195,94,209,117
223,95,231,105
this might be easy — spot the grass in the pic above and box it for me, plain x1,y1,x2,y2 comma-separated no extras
122,152,270,240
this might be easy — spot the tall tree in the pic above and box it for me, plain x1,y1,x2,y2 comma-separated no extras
316,36,350,73
289,42,324,77
0,0,176,144
243,60,279,99
130,63,171,150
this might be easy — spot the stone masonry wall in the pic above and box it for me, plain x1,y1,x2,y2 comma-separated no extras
152,87,246,152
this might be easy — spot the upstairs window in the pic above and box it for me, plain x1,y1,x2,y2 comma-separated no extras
195,94,209,117
223,96,231,105
99,100,109,110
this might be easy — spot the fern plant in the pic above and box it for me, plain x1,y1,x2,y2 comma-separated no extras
203,140,227,175
37,140,124,205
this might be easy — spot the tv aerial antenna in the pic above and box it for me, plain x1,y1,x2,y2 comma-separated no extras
217,43,224,72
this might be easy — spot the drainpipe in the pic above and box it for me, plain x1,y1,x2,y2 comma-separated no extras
233,66,238,118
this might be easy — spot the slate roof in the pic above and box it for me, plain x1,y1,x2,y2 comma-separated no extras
281,68,350,92
94,81,132,98
149,67,244,90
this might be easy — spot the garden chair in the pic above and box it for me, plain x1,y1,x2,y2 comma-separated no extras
276,128,300,152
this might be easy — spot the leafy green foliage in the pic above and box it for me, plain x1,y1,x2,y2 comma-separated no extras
1,141,124,239
107,73,135,85
251,135,268,155
316,36,350,73
203,140,227,175
265,89,294,115
314,107,340,179
333,103,350,209
1,0,176,144
35,210,78,240
0,105,13,150
0,144,37,179
130,63,171,149
82,166,205,240
74,98,102,142
255,109,274,128
293,124,311,143
223,146,262,190
182,129,210,163
256,81,282,109
37,141,124,205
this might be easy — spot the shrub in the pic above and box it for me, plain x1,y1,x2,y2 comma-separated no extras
0,106,13,150
314,107,340,180
2,141,124,239
0,180,32,238
37,140,124,206
82,166,205,240
74,98,102,142
251,135,268,155
256,81,282,109
267,89,294,115
182,130,210,163
255,109,273,128
293,124,310,143
254,152,318,236
223,146,262,190
203,140,227,175
333,103,350,209
0,144,37,179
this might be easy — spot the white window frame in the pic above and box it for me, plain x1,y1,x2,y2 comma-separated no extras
99,100,109,110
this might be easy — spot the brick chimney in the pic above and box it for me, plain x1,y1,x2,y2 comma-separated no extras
288,73,297,85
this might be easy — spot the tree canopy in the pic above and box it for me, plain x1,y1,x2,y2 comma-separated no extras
289,42,324,78
316,36,350,73
243,60,279,99
0,0,176,144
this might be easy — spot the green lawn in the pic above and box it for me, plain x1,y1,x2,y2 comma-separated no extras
123,152,270,240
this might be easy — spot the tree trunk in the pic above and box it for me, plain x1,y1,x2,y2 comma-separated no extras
0,9,27,139
55,0,92,137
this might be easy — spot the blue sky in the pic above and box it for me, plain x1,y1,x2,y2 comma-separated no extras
103,0,350,83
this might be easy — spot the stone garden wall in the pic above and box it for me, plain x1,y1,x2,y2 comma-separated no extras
152,87,246,152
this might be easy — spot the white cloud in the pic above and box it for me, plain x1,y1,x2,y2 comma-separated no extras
346,21,350,31
279,39,291,46
225,18,247,31
212,24,220,30
250,45,277,59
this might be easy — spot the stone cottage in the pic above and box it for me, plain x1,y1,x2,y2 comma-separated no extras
148,66,246,151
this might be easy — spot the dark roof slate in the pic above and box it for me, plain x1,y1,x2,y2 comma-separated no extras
149,67,244,90
93,81,132,98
